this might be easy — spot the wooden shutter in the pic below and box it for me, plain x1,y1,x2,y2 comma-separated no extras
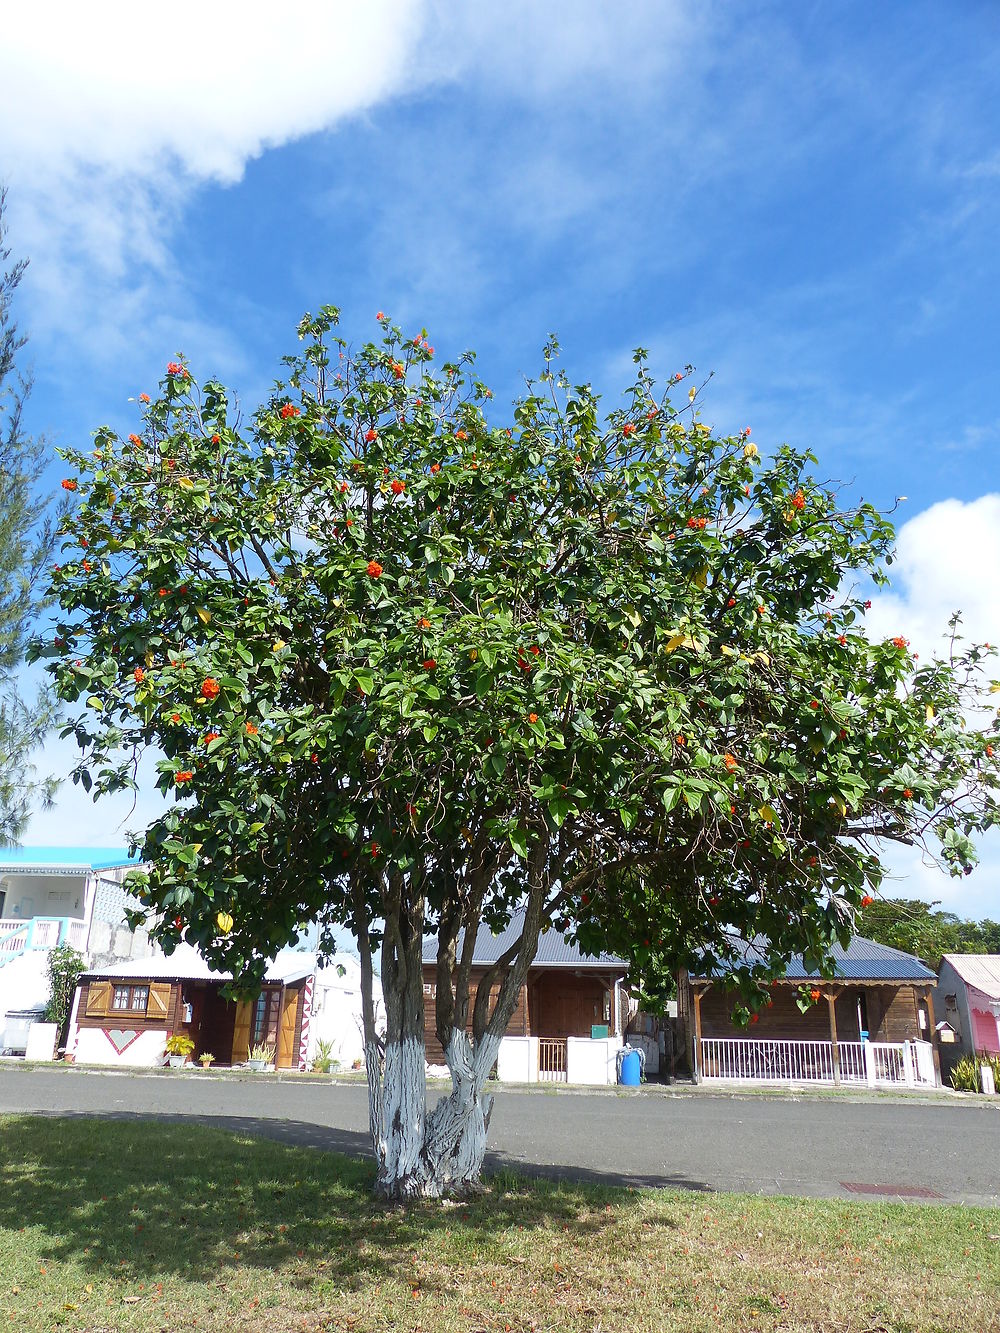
147,982,172,1020
232,1000,252,1065
276,989,299,1069
85,980,112,1018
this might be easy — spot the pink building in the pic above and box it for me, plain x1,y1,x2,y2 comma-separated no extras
936,955,1000,1058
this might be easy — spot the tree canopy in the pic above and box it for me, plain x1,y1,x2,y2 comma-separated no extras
39,306,1000,1194
856,897,1000,967
0,188,61,842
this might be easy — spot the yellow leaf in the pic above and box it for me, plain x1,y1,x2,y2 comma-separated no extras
196,607,212,625
216,911,234,934
990,683,1000,694
755,652,770,666
665,634,697,654
692,567,708,590
144,649,154,668
719,644,737,657
925,703,935,722
265,512,276,523
688,386,697,402
272,639,286,652
177,476,194,490
758,804,779,825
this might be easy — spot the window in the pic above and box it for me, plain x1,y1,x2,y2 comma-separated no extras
252,993,270,1044
111,984,149,1014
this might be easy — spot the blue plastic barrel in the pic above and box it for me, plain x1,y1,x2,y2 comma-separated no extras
619,1049,641,1086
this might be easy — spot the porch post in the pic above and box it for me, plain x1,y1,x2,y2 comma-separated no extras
924,986,942,1087
692,987,705,1083
825,992,841,1085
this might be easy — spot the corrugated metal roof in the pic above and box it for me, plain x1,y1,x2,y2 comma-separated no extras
0,846,141,873
422,912,626,970
82,943,315,986
941,954,1000,1001
694,934,936,983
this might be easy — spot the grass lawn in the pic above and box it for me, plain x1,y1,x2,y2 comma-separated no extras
0,1115,996,1332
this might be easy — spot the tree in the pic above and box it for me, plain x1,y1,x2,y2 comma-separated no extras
43,943,85,1045
0,188,61,841
39,308,1000,1197
858,896,1000,965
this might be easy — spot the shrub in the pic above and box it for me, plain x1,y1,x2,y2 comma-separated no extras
950,1052,1000,1093
312,1038,335,1074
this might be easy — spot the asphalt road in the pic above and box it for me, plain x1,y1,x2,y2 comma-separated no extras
2,1067,998,1206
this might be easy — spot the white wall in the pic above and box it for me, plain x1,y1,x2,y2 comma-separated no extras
497,1036,538,1082
567,1036,622,1086
73,1026,167,1067
0,873,87,920
307,959,380,1068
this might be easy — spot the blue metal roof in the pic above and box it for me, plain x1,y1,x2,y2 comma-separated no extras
422,911,626,970
694,934,936,983
0,846,141,873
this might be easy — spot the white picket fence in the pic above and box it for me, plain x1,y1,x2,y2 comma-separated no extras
698,1036,936,1088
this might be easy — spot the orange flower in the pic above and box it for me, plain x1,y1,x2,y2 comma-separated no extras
422,659,437,671
200,677,221,700
170,713,181,723
174,771,194,784
903,787,913,798
675,735,685,746
61,478,77,491
133,667,145,684
390,479,405,495
861,895,874,907
987,744,995,758
391,362,405,379
203,732,220,745
528,645,541,656
810,988,821,1002
723,753,738,772
245,722,259,736
528,712,539,724
455,429,468,440
365,428,378,443
211,433,221,444
891,636,908,650
791,489,805,510
128,433,142,446
366,560,383,579
417,617,431,629
279,402,300,419
430,463,440,474
621,423,636,437
139,393,150,403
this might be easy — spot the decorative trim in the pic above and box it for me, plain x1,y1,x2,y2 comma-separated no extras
101,1028,143,1056
298,974,314,1070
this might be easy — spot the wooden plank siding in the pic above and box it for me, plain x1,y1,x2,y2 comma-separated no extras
423,966,529,1065
76,977,183,1035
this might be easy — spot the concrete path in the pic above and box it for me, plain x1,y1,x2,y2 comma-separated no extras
2,1066,998,1206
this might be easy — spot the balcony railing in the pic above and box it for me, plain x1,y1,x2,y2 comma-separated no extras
0,917,87,966
698,1036,935,1088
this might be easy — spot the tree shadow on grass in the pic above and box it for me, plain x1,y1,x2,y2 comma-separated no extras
0,1113,701,1293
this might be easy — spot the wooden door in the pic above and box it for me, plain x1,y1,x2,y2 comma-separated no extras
232,1000,252,1064
276,989,299,1069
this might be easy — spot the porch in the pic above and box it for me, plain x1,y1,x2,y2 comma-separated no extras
697,1035,937,1088
0,917,87,966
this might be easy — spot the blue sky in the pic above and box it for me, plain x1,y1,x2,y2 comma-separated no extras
3,1,999,917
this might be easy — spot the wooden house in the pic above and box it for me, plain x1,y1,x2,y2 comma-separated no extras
70,944,315,1069
422,917,627,1083
677,934,940,1089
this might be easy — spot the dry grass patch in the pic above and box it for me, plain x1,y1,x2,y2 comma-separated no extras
0,1114,996,1332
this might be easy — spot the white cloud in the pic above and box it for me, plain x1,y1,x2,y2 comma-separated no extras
865,494,1000,658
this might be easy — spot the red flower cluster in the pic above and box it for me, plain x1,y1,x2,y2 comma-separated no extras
454,429,468,441
166,362,188,378
365,428,378,443
245,722,259,736
891,636,909,650
727,597,736,608
175,771,194,784
621,423,636,437
686,516,708,530
791,489,805,510
422,659,436,671
430,463,441,474
128,433,142,446
139,393,150,403
391,362,405,380
861,895,874,907
528,712,539,724
61,478,77,491
201,677,221,700
279,403,300,419
390,479,405,495
723,753,738,772
203,732,220,745
376,310,385,320
133,667,145,684
366,560,383,579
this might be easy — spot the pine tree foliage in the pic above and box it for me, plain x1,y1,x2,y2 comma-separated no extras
0,189,61,842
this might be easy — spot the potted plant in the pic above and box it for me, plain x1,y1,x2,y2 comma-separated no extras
164,1033,195,1068
246,1042,275,1071
198,1052,216,1070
